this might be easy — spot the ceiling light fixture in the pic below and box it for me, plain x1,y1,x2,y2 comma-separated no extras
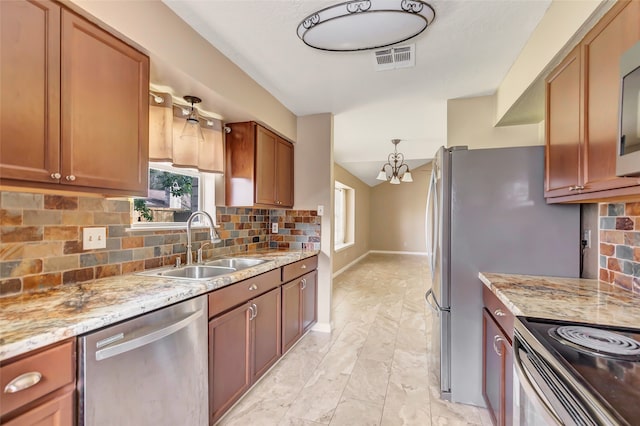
376,139,413,184
297,0,435,52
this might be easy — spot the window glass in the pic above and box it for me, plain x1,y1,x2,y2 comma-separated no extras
132,162,210,226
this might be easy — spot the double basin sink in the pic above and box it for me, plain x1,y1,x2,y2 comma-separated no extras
138,258,270,281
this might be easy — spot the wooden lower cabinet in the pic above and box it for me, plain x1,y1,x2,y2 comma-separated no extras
0,339,75,426
482,309,513,426
3,390,74,426
282,270,318,353
209,287,282,425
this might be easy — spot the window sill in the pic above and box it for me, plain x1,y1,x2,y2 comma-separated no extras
334,242,355,252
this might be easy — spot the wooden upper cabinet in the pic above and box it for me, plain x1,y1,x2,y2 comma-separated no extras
582,0,640,192
545,0,640,202
225,121,294,208
0,0,149,196
60,10,149,194
545,45,582,198
0,0,61,183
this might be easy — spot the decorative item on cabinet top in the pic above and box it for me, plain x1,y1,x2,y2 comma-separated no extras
148,91,224,173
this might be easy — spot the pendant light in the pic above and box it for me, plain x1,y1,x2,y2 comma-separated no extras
376,139,413,184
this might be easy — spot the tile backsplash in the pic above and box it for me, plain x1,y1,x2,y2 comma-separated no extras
599,202,640,293
0,191,319,296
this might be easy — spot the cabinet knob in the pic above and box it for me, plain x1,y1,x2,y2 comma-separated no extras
248,284,258,291
50,172,61,180
492,335,505,357
494,309,506,317
4,372,42,394
300,264,307,269
65,175,76,181
300,278,307,290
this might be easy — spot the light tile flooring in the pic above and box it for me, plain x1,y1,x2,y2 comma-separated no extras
219,253,491,425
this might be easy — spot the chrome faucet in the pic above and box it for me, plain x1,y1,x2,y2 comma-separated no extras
186,211,221,265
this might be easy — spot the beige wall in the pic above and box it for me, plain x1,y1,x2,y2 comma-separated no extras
496,0,608,125
448,95,541,149
333,165,371,274
68,0,297,140
370,163,431,253
296,114,333,332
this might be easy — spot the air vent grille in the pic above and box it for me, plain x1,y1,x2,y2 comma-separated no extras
374,44,415,71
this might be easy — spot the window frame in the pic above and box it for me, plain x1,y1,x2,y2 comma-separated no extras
334,181,355,251
129,162,216,231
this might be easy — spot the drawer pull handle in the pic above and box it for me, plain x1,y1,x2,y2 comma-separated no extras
301,264,307,269
4,372,42,394
248,284,258,291
494,309,506,317
300,278,307,290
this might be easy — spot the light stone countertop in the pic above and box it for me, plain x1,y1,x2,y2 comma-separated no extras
0,249,318,362
479,272,640,329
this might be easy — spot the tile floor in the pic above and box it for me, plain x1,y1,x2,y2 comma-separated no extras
218,253,491,425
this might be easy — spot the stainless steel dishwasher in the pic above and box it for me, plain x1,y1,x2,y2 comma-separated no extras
78,296,208,426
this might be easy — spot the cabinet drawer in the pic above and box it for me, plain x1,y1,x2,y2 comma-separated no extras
1,340,75,417
209,269,281,318
482,285,514,342
282,256,318,283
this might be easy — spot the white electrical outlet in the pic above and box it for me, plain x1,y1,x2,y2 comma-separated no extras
317,205,324,216
272,223,278,233
83,227,107,250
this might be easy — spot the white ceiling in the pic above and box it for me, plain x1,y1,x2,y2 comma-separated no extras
162,0,551,186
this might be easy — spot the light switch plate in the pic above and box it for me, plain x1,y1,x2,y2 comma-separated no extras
272,223,278,233
83,227,107,250
317,205,324,216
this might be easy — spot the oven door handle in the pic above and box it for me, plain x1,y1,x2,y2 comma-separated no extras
513,340,564,426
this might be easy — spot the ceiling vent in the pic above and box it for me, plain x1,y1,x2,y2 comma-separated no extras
374,44,415,71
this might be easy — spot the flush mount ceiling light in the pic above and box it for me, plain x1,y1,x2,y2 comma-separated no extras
297,0,435,52
376,139,413,184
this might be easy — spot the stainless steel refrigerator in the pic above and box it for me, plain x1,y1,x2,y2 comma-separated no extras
425,145,580,407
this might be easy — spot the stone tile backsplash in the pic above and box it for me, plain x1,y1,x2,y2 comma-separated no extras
599,202,640,293
0,191,320,296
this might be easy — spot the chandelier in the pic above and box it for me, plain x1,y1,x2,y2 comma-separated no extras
376,139,413,184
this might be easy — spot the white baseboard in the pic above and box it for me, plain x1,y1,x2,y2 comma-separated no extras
369,250,428,256
311,322,332,333
332,251,371,278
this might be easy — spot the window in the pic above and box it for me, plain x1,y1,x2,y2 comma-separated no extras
131,162,216,229
334,181,355,250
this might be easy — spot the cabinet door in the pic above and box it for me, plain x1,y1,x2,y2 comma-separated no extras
301,270,317,333
3,390,74,426
281,279,302,353
583,0,640,192
275,138,294,207
545,45,582,198
255,126,277,205
482,309,513,426
209,302,251,424
0,0,61,184
60,10,149,194
251,287,281,382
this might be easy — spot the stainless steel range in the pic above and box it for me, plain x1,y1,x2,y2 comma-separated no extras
514,317,640,426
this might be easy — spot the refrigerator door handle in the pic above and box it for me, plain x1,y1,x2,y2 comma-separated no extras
425,288,445,313
426,167,438,279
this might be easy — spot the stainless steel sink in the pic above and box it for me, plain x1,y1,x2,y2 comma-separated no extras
204,258,268,269
137,265,236,281
136,258,269,281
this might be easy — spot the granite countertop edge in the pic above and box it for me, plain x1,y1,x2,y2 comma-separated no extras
0,249,319,362
478,272,640,329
